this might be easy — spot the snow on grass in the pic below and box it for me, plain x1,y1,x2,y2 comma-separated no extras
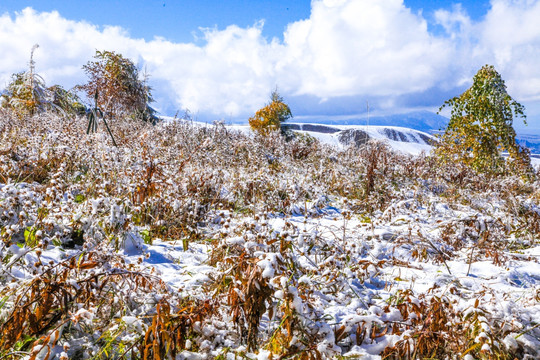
0,113,539,359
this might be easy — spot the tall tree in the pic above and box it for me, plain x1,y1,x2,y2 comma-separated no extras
435,65,533,177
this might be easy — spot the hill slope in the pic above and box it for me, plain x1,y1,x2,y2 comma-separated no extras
283,123,434,155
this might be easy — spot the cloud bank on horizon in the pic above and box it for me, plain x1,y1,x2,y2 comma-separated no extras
1,0,540,124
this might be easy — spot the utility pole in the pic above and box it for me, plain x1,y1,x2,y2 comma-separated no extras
366,100,369,130
28,44,39,101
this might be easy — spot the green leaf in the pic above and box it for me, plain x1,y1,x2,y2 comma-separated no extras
182,238,189,251
74,193,86,203
24,227,34,242
140,229,152,245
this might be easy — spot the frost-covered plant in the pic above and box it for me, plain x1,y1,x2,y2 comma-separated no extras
0,109,538,359
48,84,87,117
1,45,83,118
382,294,526,360
208,215,335,357
77,50,157,123
1,45,50,118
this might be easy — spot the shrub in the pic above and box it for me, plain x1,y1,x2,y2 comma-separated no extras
248,89,292,135
435,65,533,177
288,132,318,160
1,45,49,118
1,45,84,118
48,85,87,116
1,71,45,117
77,50,157,123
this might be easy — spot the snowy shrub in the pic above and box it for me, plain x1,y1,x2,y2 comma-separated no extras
1,45,84,118
77,50,157,123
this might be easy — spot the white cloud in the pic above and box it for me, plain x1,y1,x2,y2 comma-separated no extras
281,0,451,97
0,8,140,89
0,8,281,117
1,1,540,120
476,0,540,101
139,24,284,117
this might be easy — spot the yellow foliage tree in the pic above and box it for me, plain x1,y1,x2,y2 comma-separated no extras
249,90,292,135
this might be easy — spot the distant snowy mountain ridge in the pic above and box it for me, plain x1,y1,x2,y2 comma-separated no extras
283,123,435,156
288,110,540,154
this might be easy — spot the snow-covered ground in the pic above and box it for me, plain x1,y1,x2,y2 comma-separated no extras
1,115,539,359
286,122,540,167
532,155,540,168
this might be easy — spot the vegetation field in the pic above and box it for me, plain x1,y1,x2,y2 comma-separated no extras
1,112,539,359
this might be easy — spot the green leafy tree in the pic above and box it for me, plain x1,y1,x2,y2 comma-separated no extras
435,65,533,176
249,89,292,135
78,50,157,123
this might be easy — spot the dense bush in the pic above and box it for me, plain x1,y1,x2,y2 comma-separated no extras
1,71,48,118
0,107,538,358
48,85,87,116
1,45,85,118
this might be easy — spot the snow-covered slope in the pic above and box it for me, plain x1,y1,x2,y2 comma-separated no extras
283,123,434,156
188,118,540,166
286,123,540,167
220,121,435,156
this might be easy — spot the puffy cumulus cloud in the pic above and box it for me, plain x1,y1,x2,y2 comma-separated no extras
432,0,540,103
0,8,280,117
475,0,540,101
281,0,451,98
0,8,86,86
0,8,143,87
138,24,284,117
2,1,540,120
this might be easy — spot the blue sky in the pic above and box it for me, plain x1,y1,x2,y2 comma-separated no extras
0,1,490,42
1,0,540,131
0,1,312,43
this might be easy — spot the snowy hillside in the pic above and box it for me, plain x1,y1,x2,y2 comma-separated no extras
221,121,434,156
283,123,434,156
1,114,539,360
291,110,540,156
